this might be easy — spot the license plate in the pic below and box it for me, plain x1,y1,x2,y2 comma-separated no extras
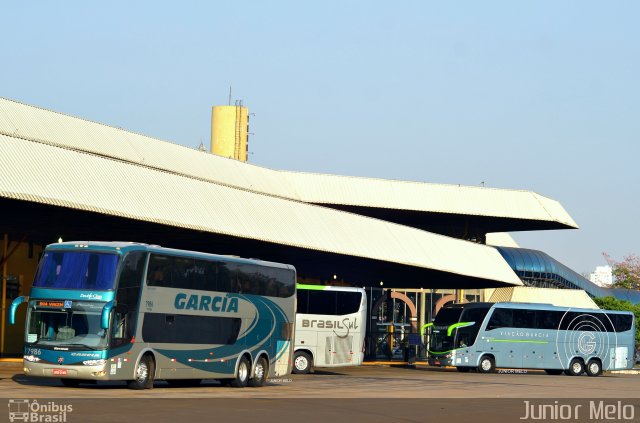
434,361,440,365
53,369,68,376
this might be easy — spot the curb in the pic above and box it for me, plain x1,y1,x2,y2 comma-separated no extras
610,369,640,375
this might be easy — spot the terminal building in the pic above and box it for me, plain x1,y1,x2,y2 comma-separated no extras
0,97,637,357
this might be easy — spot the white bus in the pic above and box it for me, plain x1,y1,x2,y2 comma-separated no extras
11,242,296,389
292,284,367,374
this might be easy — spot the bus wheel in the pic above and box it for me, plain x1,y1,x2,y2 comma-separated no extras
231,356,250,388
586,359,602,377
456,366,471,372
478,356,495,373
128,355,155,390
567,358,584,376
249,356,269,387
544,369,563,375
292,351,312,374
60,378,81,387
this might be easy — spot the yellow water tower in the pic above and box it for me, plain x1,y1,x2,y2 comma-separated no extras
211,101,249,161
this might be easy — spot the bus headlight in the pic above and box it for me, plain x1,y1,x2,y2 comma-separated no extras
24,355,41,362
82,359,106,366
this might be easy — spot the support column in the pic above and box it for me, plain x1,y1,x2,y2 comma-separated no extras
418,290,426,335
1,233,7,356
419,290,426,357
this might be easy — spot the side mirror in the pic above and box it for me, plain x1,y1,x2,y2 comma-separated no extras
9,296,27,325
101,300,114,330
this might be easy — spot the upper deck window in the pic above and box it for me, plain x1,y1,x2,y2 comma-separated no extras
33,251,119,290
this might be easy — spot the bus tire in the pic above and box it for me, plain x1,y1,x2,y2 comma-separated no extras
567,358,584,376
544,369,563,375
249,356,269,387
231,356,250,388
456,366,471,372
60,378,81,387
586,359,602,377
128,354,155,390
478,356,495,373
292,351,312,374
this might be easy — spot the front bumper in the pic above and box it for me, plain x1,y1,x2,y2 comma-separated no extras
23,360,112,380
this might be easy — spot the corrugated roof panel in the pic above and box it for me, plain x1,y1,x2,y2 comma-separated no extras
281,170,578,227
485,287,515,303
0,97,577,228
532,194,577,228
0,134,522,285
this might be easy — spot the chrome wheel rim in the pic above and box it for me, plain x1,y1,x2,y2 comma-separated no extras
589,362,599,374
254,362,265,380
238,361,248,382
294,356,308,371
481,359,491,371
572,362,582,374
135,361,148,384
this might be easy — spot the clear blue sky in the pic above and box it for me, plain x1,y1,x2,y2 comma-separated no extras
3,1,638,275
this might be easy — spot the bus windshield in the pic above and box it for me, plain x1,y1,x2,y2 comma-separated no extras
429,307,463,353
429,306,491,352
26,301,108,350
33,251,119,290
433,307,463,326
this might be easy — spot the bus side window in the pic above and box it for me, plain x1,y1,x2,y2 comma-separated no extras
537,311,559,330
487,308,512,330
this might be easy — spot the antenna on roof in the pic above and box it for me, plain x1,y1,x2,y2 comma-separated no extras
228,85,232,106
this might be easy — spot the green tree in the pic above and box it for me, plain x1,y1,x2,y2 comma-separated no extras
593,296,640,345
603,253,640,290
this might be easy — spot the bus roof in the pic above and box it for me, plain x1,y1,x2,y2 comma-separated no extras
440,301,633,315
46,241,296,271
490,301,632,315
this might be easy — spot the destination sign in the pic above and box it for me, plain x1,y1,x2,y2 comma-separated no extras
36,300,66,308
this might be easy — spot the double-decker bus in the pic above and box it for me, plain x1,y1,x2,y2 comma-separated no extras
10,242,296,389
427,302,635,376
292,284,366,374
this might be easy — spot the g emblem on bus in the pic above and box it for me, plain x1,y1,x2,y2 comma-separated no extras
578,332,596,355
58,357,64,364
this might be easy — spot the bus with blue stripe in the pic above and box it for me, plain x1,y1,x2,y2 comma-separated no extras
10,241,296,389
427,302,635,376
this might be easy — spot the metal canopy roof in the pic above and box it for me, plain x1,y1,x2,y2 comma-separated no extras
0,97,577,231
0,132,522,286
281,171,578,229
